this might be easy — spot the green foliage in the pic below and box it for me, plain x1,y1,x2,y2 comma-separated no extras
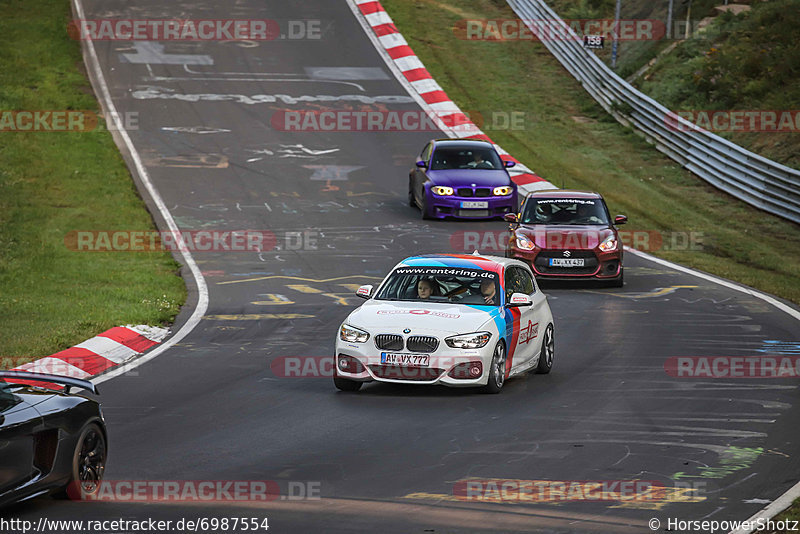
0,0,185,360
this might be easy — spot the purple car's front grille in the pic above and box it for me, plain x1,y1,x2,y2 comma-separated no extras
456,187,492,197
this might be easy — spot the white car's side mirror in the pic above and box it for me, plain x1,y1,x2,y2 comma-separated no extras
506,293,532,307
356,285,373,299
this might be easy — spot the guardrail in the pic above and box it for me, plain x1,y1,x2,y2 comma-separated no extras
507,0,800,225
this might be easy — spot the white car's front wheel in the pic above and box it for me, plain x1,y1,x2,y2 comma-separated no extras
535,323,555,374
483,341,506,394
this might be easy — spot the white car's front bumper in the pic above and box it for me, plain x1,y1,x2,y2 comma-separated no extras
334,339,494,387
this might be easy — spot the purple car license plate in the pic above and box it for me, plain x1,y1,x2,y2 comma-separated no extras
460,201,488,209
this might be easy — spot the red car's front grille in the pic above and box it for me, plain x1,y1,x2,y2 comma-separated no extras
534,250,600,275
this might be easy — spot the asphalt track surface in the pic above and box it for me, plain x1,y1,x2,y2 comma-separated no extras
9,1,800,532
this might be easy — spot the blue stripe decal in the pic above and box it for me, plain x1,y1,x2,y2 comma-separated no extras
466,305,507,348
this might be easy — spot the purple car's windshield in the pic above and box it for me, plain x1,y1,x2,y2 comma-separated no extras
429,147,503,171
375,267,501,306
522,198,610,225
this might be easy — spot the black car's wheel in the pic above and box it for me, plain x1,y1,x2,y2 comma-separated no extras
483,341,506,394
65,423,106,500
333,374,363,392
535,324,555,374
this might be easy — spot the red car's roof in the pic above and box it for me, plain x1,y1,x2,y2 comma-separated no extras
527,189,602,199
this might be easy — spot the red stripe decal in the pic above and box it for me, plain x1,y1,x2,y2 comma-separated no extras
49,347,117,375
506,308,521,376
511,173,547,185
439,113,474,128
97,326,158,352
421,91,450,105
402,68,433,82
464,133,494,143
386,45,415,59
372,23,398,37
358,1,384,16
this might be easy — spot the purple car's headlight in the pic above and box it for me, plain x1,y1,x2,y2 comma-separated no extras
432,186,454,196
493,186,513,196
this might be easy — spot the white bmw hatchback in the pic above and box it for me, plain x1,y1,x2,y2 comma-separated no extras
333,253,555,393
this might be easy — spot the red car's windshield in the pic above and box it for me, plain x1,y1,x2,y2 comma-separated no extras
522,198,610,225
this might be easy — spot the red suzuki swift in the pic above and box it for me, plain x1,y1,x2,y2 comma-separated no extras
504,190,627,286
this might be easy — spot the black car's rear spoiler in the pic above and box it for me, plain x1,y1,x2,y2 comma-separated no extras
0,371,98,395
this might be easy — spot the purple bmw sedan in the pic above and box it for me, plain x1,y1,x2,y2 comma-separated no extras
408,139,518,220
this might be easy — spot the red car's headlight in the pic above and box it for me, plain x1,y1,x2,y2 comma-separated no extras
598,235,618,252
515,232,536,251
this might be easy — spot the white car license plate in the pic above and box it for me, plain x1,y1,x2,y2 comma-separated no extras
550,258,585,267
381,353,430,367
460,201,488,209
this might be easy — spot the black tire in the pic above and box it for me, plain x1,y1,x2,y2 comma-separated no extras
419,194,432,220
63,422,106,500
334,374,363,392
535,324,555,374
483,341,507,394
610,268,624,288
408,178,416,207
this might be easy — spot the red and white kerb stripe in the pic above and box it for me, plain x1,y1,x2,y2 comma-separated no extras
352,0,554,192
5,325,168,386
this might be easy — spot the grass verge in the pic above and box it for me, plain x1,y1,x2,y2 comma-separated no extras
0,0,185,363
767,496,800,533
382,0,800,305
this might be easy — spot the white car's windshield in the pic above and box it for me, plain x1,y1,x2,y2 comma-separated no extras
375,267,501,306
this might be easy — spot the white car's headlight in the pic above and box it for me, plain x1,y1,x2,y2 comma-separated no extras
598,235,618,252
445,332,492,349
340,324,369,343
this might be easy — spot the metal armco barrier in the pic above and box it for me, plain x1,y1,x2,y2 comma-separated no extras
507,0,800,224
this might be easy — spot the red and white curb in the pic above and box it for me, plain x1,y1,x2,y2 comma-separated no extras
3,325,168,387
348,0,556,198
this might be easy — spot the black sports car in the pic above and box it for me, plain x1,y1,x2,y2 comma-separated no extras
0,371,107,507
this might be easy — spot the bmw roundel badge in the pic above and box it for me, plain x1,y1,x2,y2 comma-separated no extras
403,328,411,334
